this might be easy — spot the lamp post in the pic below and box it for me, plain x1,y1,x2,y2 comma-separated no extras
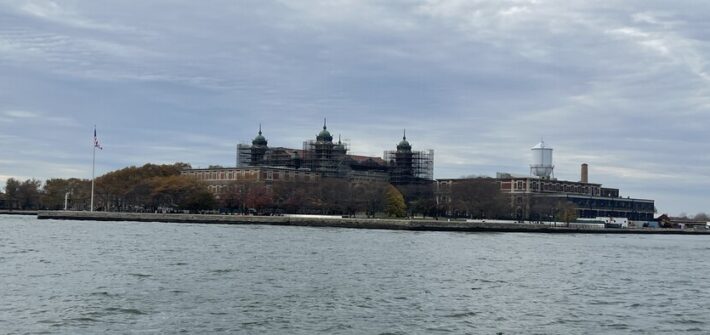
64,192,70,211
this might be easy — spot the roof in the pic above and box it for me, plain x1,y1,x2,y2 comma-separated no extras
348,155,386,165
532,141,551,149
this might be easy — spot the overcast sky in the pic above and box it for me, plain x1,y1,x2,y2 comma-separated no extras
1,1,708,215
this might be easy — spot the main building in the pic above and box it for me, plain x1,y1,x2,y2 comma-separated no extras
183,121,434,196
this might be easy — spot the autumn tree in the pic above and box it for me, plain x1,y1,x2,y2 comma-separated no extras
271,181,320,214
95,162,191,211
220,181,274,214
556,201,578,226
384,184,407,218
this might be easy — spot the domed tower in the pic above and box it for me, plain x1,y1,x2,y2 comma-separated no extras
311,118,336,174
395,129,414,180
250,124,268,165
316,118,333,143
315,119,334,155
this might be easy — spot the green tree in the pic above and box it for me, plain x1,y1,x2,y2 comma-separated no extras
42,178,91,210
4,178,20,209
4,178,42,210
384,184,407,218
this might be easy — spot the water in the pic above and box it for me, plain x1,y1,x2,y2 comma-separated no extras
1,215,709,334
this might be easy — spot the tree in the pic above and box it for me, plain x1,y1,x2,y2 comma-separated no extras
244,183,272,213
397,183,437,218
450,178,509,219
4,178,20,209
529,196,558,222
4,178,42,210
384,184,407,218
42,178,91,210
95,162,192,211
350,181,388,217
271,181,314,214
693,212,709,221
151,175,215,212
221,181,274,214
556,201,578,226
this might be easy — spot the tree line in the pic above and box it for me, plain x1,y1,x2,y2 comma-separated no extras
1,163,214,212
1,163,587,221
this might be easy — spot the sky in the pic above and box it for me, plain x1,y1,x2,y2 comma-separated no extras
1,0,708,215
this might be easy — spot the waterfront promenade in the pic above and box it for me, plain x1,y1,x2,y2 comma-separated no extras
36,211,710,235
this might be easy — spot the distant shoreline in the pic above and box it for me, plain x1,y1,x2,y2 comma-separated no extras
31,211,710,235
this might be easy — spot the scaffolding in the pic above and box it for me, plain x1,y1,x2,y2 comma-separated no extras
237,144,305,169
237,127,434,185
300,140,350,177
383,149,434,184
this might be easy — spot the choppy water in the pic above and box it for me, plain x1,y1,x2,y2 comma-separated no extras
1,215,709,334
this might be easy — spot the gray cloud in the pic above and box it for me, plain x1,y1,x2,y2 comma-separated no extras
0,0,708,215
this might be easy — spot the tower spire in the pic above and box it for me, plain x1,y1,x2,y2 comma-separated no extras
403,129,406,140
259,123,262,135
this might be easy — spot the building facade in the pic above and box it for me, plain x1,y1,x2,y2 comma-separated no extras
182,166,321,198
435,167,655,221
235,122,433,184
185,121,434,199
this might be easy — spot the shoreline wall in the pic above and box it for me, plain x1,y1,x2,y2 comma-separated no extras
34,211,710,235
0,210,38,215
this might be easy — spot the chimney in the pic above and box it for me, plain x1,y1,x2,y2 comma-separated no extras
581,163,588,183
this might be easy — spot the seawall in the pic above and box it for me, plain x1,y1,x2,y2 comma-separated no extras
35,211,710,235
0,210,39,215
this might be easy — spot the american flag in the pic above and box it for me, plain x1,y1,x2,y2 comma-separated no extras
94,127,103,150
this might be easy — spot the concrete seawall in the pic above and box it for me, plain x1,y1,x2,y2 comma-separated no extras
35,211,710,235
0,210,39,215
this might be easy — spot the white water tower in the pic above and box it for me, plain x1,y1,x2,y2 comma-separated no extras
530,140,554,179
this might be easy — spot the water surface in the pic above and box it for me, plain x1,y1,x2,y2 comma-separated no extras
1,215,709,334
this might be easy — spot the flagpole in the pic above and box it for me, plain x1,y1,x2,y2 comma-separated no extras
91,135,96,212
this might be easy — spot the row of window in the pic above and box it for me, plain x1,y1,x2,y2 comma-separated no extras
186,170,259,181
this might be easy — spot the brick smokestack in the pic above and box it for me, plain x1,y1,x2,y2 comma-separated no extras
581,163,588,183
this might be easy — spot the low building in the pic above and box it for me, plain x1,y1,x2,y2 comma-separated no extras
494,172,654,221
182,166,321,198
435,141,655,221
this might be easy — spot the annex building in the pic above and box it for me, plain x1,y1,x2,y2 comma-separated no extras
435,142,655,222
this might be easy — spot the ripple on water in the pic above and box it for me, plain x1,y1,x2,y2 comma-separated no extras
90,291,120,298
104,307,147,315
209,268,239,274
445,311,478,318
127,273,152,278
